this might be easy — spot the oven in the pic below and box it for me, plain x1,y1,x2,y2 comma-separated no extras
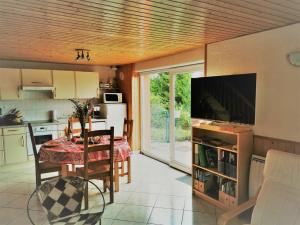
26,124,58,155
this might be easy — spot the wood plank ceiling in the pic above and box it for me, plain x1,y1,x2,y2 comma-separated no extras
0,0,300,65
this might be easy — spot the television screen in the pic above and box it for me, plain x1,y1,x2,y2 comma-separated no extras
191,73,256,124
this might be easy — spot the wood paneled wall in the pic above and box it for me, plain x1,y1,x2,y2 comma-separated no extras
118,64,134,119
254,135,300,157
117,64,140,150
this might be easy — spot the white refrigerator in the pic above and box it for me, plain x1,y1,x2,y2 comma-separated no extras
99,103,127,137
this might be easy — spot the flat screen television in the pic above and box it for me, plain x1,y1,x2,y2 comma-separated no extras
191,73,256,124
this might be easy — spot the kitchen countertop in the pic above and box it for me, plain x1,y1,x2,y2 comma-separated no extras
0,123,27,129
0,118,107,129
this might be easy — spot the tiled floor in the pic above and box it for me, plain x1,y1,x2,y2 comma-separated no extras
0,153,249,225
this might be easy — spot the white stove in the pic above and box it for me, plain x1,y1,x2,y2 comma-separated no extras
26,121,58,156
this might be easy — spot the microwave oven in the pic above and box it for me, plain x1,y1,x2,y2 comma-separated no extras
104,93,123,103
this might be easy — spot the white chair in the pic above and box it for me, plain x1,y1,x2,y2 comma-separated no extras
218,149,300,225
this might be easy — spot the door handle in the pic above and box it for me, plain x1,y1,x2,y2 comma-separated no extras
7,129,18,132
17,86,20,98
21,136,25,147
96,88,99,97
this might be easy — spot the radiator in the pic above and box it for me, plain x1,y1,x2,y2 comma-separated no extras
249,154,265,198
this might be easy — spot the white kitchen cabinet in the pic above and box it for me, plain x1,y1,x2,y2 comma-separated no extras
3,127,27,164
75,71,99,99
0,151,4,166
58,123,68,138
0,68,21,100
0,131,4,166
53,70,76,99
22,69,53,86
0,134,3,150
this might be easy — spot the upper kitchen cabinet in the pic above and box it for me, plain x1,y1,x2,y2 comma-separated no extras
0,68,21,100
75,71,99,99
53,70,76,99
21,69,52,86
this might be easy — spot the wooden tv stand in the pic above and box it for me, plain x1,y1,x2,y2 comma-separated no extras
192,123,253,209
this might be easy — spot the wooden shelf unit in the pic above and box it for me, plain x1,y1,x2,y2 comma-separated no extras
192,123,253,209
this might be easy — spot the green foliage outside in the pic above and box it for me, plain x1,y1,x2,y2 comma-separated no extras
150,72,191,142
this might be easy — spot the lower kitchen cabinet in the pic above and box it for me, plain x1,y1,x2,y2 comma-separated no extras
0,134,3,150
4,128,27,164
0,135,3,166
58,123,68,138
0,151,4,166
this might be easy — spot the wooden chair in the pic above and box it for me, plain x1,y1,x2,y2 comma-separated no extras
218,150,300,225
68,116,92,136
119,119,133,183
68,116,92,171
76,127,115,207
28,123,62,188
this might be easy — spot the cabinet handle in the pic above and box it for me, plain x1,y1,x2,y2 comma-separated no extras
31,81,42,84
7,129,18,132
21,136,25,147
54,87,56,98
17,86,20,98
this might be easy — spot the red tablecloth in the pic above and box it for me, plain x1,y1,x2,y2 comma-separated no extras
39,137,131,165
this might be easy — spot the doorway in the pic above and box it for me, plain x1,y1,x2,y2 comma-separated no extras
141,64,204,173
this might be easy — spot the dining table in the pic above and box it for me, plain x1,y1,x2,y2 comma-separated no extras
39,136,132,192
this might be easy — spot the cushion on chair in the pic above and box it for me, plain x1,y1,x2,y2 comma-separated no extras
52,212,102,225
251,150,300,225
37,177,85,222
263,150,300,189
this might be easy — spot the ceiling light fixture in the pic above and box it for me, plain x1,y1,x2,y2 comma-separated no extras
75,49,91,62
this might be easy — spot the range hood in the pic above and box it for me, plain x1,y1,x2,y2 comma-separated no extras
21,86,55,91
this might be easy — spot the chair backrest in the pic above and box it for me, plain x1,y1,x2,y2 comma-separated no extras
123,119,133,144
251,150,300,225
37,176,85,222
68,116,92,136
83,127,114,181
28,123,39,162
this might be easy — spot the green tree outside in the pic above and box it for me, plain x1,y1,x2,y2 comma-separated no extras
150,72,191,142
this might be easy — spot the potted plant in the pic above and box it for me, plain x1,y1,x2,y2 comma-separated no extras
69,99,92,138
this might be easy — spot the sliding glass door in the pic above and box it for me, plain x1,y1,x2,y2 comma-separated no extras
141,65,204,173
172,72,192,169
141,72,170,162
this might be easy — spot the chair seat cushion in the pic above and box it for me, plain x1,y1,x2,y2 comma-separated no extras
251,179,300,225
52,212,102,225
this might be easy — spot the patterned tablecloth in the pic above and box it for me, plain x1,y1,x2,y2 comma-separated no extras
39,137,131,165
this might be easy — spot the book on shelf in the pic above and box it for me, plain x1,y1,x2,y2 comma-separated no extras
198,145,208,167
219,178,236,197
194,144,199,165
196,144,218,168
217,151,237,178
205,147,218,168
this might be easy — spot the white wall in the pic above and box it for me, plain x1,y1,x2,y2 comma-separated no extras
207,23,300,142
135,47,205,72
